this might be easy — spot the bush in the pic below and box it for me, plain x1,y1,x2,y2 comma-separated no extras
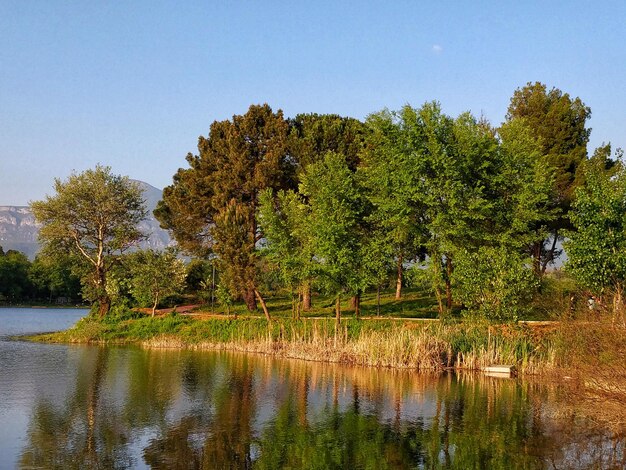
452,246,538,321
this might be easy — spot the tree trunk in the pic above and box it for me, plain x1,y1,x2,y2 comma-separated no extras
445,257,453,310
302,282,312,311
531,241,542,276
377,285,381,316
244,288,257,311
97,295,111,318
541,231,559,274
95,264,110,317
254,289,271,322
432,257,444,316
151,292,159,317
351,293,361,318
395,256,403,300
335,296,341,324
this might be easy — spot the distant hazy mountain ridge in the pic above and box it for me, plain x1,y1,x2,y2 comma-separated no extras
0,180,172,259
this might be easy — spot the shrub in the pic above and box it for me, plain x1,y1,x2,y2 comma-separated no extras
452,246,538,321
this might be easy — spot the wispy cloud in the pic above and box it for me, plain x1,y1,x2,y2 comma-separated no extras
432,44,443,54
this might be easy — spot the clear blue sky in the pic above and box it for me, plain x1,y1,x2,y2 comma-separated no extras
1,1,625,205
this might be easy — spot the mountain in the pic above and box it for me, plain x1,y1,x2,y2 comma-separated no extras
0,181,173,259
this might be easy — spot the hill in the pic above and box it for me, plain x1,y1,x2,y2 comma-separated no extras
0,180,172,259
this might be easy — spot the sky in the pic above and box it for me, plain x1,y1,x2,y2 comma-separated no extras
1,1,625,205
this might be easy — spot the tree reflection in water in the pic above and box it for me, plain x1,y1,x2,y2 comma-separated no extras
19,347,625,469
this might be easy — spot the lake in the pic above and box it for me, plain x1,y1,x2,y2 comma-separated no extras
0,308,623,469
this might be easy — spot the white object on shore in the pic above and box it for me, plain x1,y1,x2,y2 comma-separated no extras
483,365,516,377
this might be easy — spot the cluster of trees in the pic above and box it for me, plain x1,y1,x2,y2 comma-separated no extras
29,82,624,322
155,82,609,321
0,246,81,303
31,167,188,315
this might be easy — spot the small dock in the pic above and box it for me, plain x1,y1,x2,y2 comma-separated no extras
482,365,516,378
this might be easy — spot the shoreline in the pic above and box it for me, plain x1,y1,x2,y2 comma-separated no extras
28,314,558,374
22,313,626,433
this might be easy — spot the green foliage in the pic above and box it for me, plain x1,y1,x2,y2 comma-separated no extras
404,264,432,291
360,108,428,292
212,200,259,306
505,81,592,273
506,81,591,208
184,259,213,293
31,165,147,315
288,113,368,171
566,157,626,299
28,255,81,301
155,104,294,311
452,246,538,321
300,152,369,301
127,248,186,314
0,248,32,300
215,283,234,314
258,188,315,310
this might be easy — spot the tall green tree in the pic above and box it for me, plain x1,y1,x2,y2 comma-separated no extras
566,151,626,320
155,104,293,314
416,105,502,313
258,188,313,318
299,152,369,321
505,81,592,273
287,113,368,309
360,108,429,300
31,165,147,316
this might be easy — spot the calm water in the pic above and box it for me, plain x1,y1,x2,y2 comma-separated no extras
0,308,623,469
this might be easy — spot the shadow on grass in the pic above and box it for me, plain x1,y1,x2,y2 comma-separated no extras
199,287,441,320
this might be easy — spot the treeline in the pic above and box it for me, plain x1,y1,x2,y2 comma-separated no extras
154,81,618,321
28,81,624,321
0,246,81,303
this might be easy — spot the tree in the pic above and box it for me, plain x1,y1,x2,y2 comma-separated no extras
155,104,293,314
28,255,82,302
452,246,538,321
128,249,186,316
360,108,429,300
566,151,626,321
505,82,592,273
213,199,271,321
0,248,32,301
398,104,504,314
288,113,368,171
299,152,368,322
31,165,147,316
287,113,368,309
258,188,314,318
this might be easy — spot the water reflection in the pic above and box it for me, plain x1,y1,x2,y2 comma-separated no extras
19,347,625,469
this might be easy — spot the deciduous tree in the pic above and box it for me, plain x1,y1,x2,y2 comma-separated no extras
566,151,626,321
128,249,186,316
299,152,368,322
505,82,591,273
31,165,147,316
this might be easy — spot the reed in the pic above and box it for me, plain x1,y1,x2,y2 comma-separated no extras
33,314,561,374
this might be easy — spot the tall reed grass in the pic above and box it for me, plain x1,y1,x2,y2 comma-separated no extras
33,314,560,373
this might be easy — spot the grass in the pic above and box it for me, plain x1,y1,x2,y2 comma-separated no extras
28,279,622,377
198,287,444,320
32,310,559,374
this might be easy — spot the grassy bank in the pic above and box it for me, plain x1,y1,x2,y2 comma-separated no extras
32,312,559,373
